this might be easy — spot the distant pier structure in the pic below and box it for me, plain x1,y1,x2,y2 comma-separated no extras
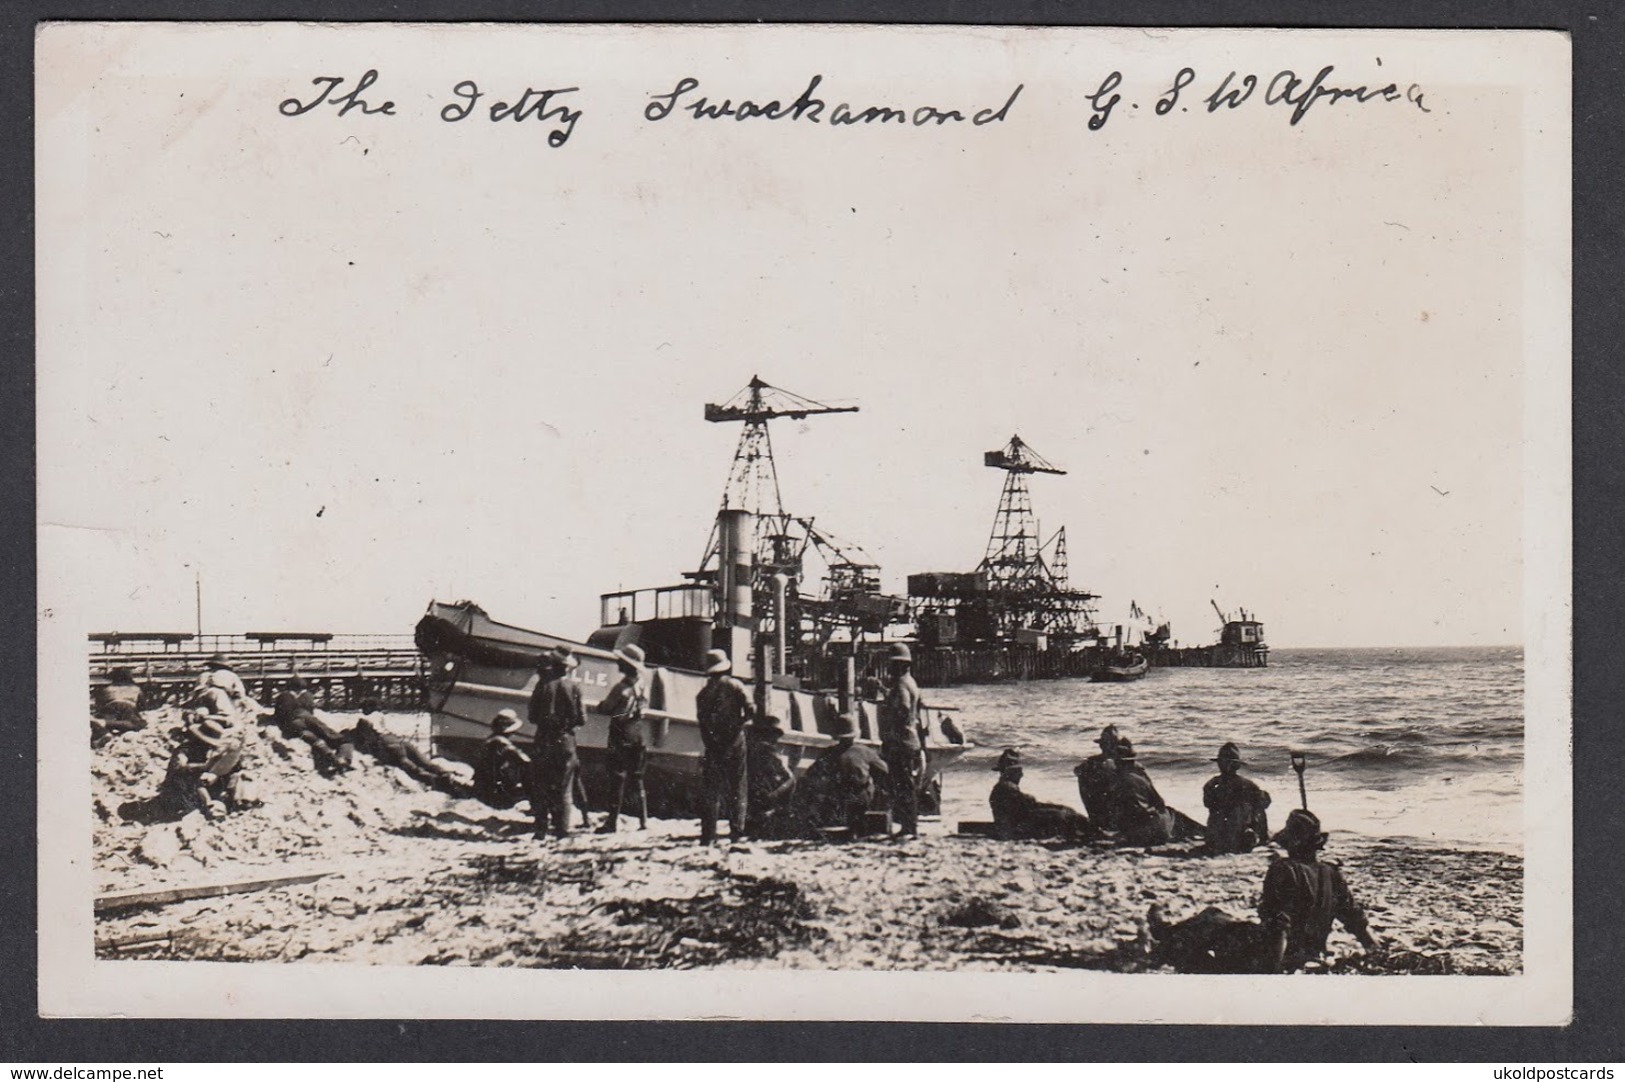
1143,601,1269,669
87,631,427,710
907,435,1100,651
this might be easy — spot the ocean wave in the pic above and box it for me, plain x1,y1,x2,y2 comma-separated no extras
1317,742,1520,771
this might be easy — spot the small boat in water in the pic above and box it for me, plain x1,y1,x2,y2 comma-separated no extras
415,600,970,817
1091,652,1149,682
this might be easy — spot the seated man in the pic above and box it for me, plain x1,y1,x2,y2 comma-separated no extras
1144,809,1379,973
473,708,531,810
161,715,251,819
1108,737,1202,847
1074,724,1122,828
189,654,262,722
798,711,888,836
989,748,1093,841
1202,742,1271,853
92,667,147,746
745,715,798,840
350,706,469,797
1107,737,1176,846
1260,808,1380,970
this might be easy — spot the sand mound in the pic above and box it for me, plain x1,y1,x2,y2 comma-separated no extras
93,707,489,893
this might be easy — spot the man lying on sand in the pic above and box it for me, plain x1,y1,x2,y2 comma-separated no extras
1144,808,1380,973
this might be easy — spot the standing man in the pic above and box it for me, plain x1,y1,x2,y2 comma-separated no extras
878,643,924,838
695,648,752,845
597,644,649,834
526,645,585,840
1202,742,1272,853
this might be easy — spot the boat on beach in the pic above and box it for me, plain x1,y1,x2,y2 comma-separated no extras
411,378,983,817
416,600,969,817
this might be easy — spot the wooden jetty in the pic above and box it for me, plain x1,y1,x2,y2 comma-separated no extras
88,631,426,710
1144,642,1269,669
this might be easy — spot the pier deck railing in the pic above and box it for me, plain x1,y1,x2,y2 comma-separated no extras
89,632,427,710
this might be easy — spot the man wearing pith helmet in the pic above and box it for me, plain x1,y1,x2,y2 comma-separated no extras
801,708,889,835
526,645,585,840
1074,723,1122,829
745,714,797,840
878,642,925,838
473,708,531,810
1202,741,1272,854
1260,808,1380,969
597,643,650,833
695,648,752,845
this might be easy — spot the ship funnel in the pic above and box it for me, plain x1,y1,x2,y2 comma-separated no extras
716,509,756,629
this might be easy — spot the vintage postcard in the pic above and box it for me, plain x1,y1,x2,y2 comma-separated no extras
36,22,1570,1023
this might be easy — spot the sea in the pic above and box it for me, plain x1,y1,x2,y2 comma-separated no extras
933,646,1524,854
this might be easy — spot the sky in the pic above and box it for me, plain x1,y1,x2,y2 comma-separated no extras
37,24,1553,648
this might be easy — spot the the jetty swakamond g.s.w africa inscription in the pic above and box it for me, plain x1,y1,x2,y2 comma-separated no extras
39,21,1569,1024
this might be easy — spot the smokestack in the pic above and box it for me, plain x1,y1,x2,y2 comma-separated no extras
715,509,755,629
771,573,789,678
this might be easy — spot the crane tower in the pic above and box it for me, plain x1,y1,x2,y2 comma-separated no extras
907,435,1100,646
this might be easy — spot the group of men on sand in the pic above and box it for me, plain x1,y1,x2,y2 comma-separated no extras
987,724,1268,853
106,655,475,821
472,639,935,844
989,723,1380,972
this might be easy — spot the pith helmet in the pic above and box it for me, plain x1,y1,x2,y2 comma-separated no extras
994,747,1024,772
1272,808,1327,850
614,643,646,670
1213,742,1245,766
703,649,732,675
1113,736,1139,762
831,710,860,740
203,654,233,670
537,645,576,671
1097,724,1121,750
492,708,521,735
752,715,785,738
887,643,913,665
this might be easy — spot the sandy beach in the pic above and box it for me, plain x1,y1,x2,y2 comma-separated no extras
93,709,1522,975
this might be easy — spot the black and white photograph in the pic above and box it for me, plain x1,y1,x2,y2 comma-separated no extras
35,22,1571,1023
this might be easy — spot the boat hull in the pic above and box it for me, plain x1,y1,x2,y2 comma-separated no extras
416,601,970,818
1090,657,1150,682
